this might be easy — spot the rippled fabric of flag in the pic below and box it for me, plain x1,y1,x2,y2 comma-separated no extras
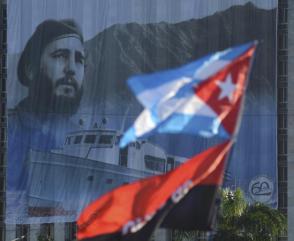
77,42,257,241
120,42,256,147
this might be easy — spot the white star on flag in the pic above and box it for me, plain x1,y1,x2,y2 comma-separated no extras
217,74,236,102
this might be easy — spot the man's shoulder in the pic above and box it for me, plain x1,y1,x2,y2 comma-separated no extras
7,111,28,138
8,107,22,123
7,100,37,131
8,98,29,116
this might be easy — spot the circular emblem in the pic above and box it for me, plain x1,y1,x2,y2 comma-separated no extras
248,176,274,203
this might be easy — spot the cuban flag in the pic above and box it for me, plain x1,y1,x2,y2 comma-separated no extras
120,42,257,147
77,42,256,241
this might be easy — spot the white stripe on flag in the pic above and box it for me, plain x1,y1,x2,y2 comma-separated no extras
176,94,217,117
194,59,229,79
134,109,156,137
136,76,193,108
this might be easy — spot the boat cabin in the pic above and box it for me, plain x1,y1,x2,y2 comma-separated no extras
52,129,185,174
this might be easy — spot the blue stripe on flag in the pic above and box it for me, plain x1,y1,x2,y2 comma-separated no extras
158,114,229,138
120,127,137,148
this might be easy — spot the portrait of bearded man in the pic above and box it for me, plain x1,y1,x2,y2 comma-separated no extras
8,19,85,191
16,19,85,116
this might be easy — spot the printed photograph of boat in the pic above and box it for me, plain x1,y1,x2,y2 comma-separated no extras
26,127,186,220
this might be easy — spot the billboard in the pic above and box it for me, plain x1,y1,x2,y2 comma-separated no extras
7,0,277,224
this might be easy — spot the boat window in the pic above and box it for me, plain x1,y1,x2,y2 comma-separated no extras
74,135,83,144
166,157,175,171
144,155,166,173
119,147,128,167
135,142,141,149
65,136,72,145
98,135,113,145
115,135,121,145
84,134,96,144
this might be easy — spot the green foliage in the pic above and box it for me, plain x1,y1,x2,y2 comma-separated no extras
218,188,247,227
171,188,286,241
213,188,286,241
239,203,287,241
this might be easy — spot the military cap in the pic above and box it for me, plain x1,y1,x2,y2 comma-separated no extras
17,19,83,86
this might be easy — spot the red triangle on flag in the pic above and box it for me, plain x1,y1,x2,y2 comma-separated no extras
194,46,256,135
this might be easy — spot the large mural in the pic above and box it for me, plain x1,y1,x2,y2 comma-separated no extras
6,0,277,224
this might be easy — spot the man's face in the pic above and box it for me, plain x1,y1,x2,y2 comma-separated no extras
37,36,85,114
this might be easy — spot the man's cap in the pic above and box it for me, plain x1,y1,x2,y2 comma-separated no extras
17,19,84,87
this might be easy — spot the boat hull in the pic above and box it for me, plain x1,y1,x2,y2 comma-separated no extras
26,149,154,218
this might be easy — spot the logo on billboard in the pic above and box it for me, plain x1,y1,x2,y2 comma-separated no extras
249,176,273,203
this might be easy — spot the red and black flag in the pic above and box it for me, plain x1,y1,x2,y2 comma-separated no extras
77,140,232,241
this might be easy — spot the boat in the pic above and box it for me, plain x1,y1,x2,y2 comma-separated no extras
26,127,186,219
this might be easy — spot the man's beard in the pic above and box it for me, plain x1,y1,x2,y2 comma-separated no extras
29,73,83,115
